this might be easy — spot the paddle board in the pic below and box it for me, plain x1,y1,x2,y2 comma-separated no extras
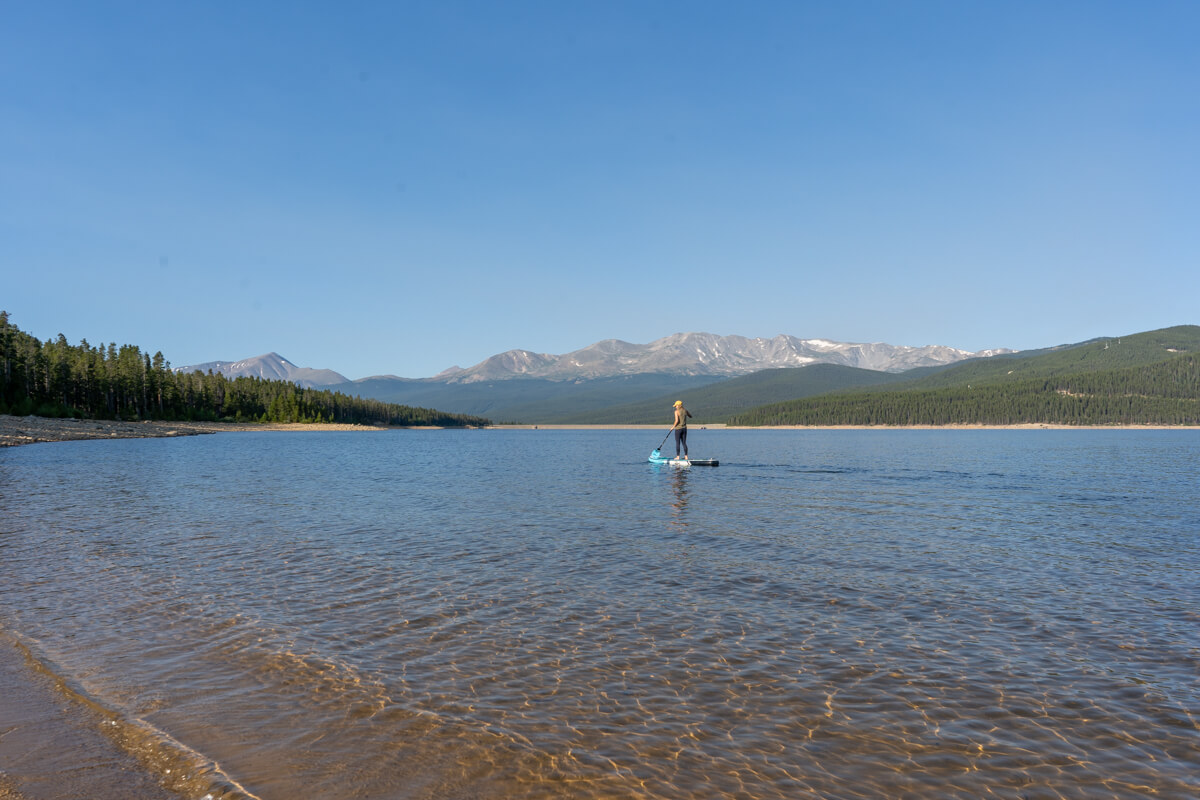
649,450,719,467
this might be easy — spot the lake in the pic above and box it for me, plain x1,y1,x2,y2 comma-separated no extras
1,429,1197,799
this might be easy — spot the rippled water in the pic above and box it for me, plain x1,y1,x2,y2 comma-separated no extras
1,429,1197,799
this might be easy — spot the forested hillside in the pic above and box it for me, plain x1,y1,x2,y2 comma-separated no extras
333,372,717,421
545,364,925,424
878,325,1200,392
0,313,488,427
730,350,1200,426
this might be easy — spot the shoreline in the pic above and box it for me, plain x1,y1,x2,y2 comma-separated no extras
487,422,1200,431
0,629,186,800
0,415,397,448
3,415,1197,448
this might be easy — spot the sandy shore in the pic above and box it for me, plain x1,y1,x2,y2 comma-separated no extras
0,415,395,448
490,422,1200,430
4,417,1194,448
489,424,668,430
0,629,182,800
724,423,1200,430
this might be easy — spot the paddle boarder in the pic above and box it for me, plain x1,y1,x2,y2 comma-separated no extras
671,400,692,461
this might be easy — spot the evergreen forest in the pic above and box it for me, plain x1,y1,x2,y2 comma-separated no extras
729,327,1200,426
0,312,489,427
8,311,1196,429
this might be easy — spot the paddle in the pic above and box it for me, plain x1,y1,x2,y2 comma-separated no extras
652,426,682,459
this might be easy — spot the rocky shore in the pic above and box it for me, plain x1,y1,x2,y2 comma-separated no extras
0,415,388,448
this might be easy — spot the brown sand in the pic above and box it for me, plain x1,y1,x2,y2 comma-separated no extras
0,630,181,800
1,415,387,798
723,423,1200,430
489,422,1200,430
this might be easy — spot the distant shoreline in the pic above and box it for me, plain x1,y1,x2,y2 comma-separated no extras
3,416,1197,449
488,423,1200,431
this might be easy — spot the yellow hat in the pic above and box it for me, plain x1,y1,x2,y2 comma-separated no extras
673,400,683,406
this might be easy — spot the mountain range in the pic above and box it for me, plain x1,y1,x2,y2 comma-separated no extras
176,332,1012,423
175,353,348,388
180,332,1011,386
430,332,1012,382
726,325,1200,426
172,326,1197,425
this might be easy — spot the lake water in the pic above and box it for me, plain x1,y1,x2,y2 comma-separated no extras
1,429,1197,799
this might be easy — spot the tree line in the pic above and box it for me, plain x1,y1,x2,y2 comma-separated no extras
727,354,1200,426
0,312,490,427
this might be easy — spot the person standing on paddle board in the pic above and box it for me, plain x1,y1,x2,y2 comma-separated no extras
671,400,692,460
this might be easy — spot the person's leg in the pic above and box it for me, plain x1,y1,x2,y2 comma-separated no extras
674,428,682,456
680,428,688,458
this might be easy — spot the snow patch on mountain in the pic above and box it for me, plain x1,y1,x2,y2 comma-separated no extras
184,333,1015,387
441,333,1013,383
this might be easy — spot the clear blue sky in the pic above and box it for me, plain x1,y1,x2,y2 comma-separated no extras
4,1,1197,379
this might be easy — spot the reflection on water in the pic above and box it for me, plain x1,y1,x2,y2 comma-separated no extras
667,467,690,531
1,429,1198,799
